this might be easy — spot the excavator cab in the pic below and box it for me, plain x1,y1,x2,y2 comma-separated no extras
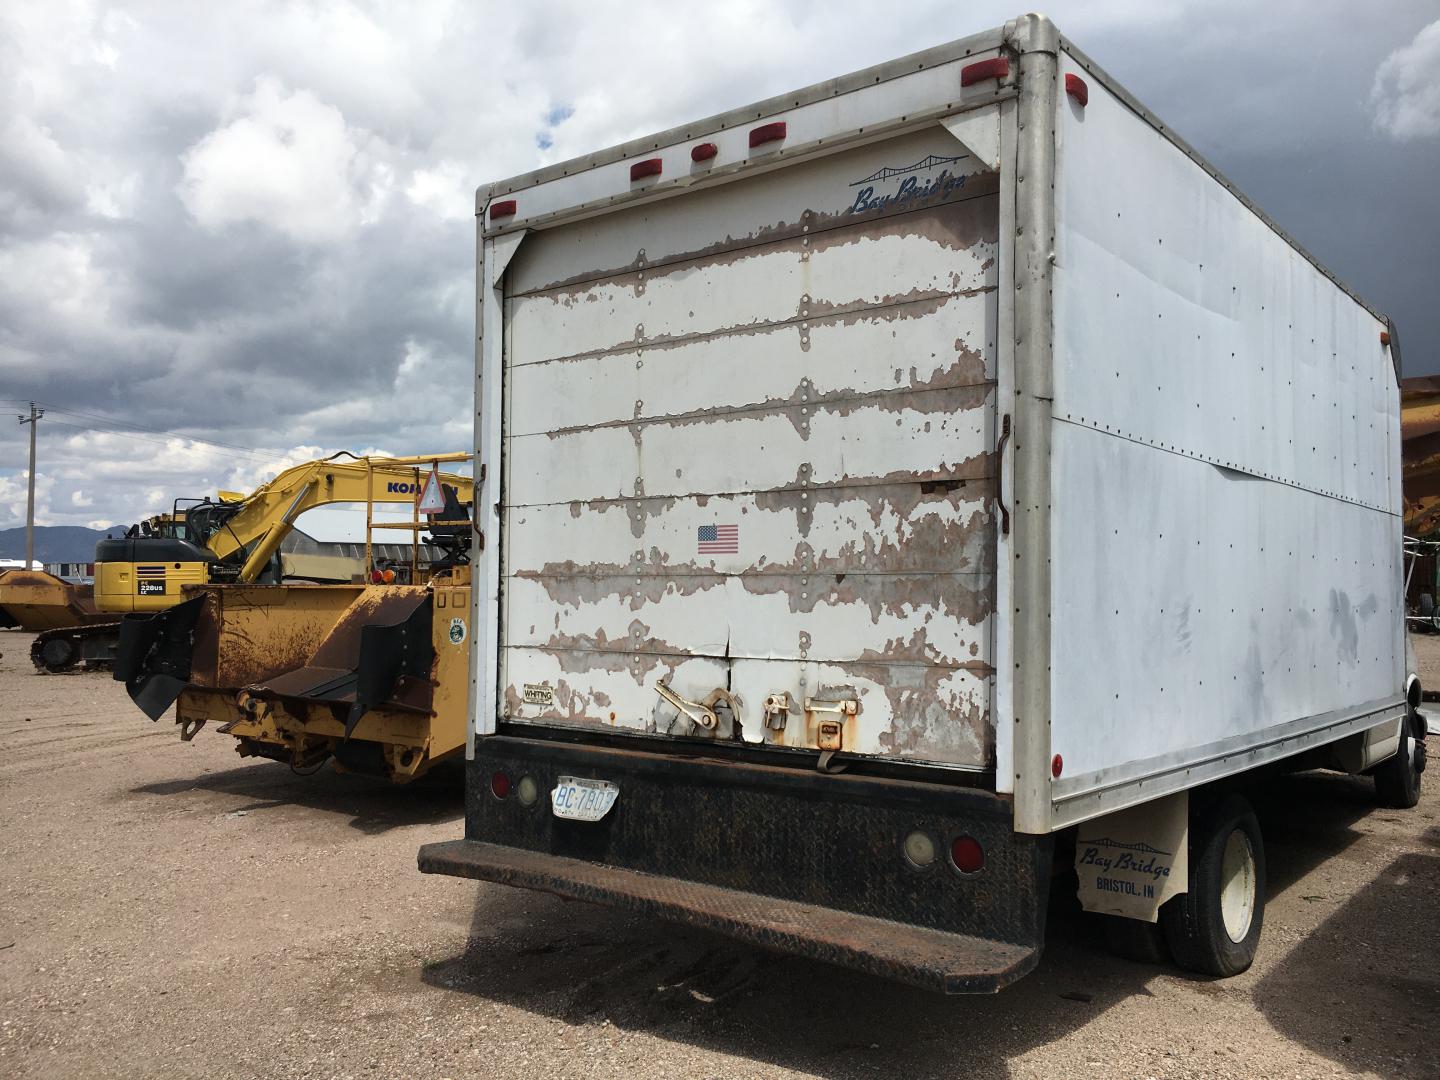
95,511,220,614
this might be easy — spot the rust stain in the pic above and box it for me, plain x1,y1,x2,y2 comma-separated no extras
526,284,996,371
541,342,994,443
517,172,1002,297
514,470,995,602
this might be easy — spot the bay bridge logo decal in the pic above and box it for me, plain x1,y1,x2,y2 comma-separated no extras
1078,838,1173,890
848,153,968,214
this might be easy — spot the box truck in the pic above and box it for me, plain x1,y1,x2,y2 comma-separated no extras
420,14,1421,992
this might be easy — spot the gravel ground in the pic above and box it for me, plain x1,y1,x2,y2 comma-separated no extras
1,626,1438,1080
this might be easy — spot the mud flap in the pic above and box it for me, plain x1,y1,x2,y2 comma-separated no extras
113,596,206,720
343,599,435,740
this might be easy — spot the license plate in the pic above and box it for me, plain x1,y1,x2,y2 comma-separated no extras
551,776,618,822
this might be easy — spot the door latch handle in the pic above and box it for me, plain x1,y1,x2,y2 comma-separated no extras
803,697,857,718
654,680,718,729
995,412,1012,536
655,681,743,732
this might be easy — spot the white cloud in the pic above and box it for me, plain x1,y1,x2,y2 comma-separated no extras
406,161,471,221
70,489,93,507
178,75,390,243
1372,19,1440,140
0,0,1435,539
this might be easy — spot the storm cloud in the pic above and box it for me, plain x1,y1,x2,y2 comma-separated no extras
1,0,1437,532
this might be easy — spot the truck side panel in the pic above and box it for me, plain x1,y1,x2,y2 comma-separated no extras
1045,48,1403,824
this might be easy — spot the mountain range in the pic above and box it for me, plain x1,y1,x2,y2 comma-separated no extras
0,525,114,564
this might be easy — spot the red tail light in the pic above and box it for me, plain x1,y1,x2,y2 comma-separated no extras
950,835,985,874
490,770,511,799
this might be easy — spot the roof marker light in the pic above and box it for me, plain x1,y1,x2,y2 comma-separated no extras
630,157,662,181
1381,331,1391,346
691,142,718,162
488,199,517,220
748,121,787,148
960,57,1010,87
1065,73,1089,107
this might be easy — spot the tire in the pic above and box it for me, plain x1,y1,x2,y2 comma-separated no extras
1161,794,1265,977
1374,716,1424,809
32,633,79,673
1100,913,1171,965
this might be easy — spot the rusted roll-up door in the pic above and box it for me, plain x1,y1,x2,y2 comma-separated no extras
499,125,999,771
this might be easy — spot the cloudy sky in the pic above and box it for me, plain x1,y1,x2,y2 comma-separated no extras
2,0,1438,535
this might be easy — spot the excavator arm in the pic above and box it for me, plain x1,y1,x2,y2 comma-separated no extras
204,454,474,580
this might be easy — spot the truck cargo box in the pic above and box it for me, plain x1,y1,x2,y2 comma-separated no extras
423,14,1409,990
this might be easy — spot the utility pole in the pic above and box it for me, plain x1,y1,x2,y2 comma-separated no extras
18,402,43,569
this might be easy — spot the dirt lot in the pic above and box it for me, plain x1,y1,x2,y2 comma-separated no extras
1,628,1438,1080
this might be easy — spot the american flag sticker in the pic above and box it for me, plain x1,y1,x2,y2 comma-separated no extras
697,524,739,554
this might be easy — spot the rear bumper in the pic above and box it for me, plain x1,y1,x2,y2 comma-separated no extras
419,838,1038,993
418,735,1051,993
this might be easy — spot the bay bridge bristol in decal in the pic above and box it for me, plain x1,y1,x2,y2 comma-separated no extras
847,153,968,215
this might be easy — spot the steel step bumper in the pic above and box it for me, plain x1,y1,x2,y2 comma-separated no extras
418,838,1039,994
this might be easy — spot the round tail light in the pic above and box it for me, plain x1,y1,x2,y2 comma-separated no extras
950,835,985,874
490,770,511,799
516,775,539,807
903,831,937,868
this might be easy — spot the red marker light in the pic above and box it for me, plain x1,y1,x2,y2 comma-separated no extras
691,142,718,162
1381,331,1391,346
950,835,985,874
1065,73,1089,107
490,770,511,799
1051,754,1064,778
748,121,787,148
488,199,517,220
960,57,1010,87
630,157,662,181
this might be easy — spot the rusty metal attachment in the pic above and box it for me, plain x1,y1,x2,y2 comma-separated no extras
805,697,857,768
654,680,718,729
654,681,743,733
763,692,792,730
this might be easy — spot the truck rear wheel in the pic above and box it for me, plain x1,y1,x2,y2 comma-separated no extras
1374,716,1424,809
1161,794,1265,977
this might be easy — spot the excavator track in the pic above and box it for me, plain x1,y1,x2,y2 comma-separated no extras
31,622,122,674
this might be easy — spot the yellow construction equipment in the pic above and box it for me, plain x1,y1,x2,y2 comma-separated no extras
26,452,473,672
0,569,112,631
113,453,474,782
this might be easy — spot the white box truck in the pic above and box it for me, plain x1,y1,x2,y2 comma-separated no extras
420,13,1422,992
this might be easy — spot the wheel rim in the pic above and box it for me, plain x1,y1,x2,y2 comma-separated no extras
1219,829,1257,943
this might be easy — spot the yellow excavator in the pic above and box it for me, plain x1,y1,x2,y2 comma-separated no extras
28,452,474,673
112,452,476,783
